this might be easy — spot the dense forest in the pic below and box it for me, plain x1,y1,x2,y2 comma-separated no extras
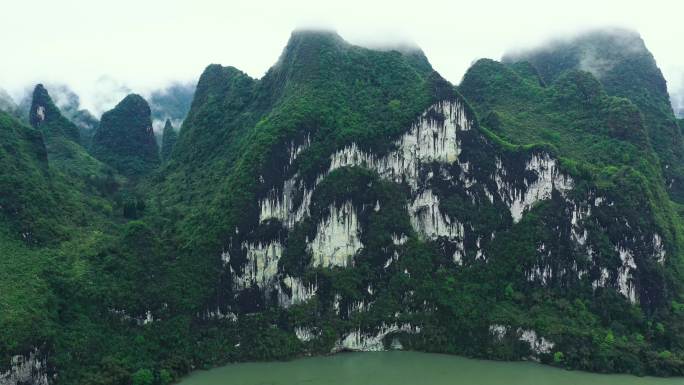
2,28,684,385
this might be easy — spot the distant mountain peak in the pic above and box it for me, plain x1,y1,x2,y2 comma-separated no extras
288,28,344,44
29,84,52,126
0,87,17,115
29,84,80,142
502,28,650,82
161,118,178,162
91,93,159,176
272,29,347,71
117,93,151,113
502,27,684,202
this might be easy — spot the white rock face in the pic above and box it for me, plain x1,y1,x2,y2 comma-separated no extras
616,246,638,303
228,240,283,291
519,329,555,355
0,350,48,385
36,106,45,122
392,233,408,245
224,242,319,307
570,202,591,247
333,294,342,315
198,308,238,321
259,177,313,228
567,198,667,303
143,310,154,325
588,244,638,303
526,264,553,285
489,324,508,340
252,100,479,277
309,201,363,268
495,154,573,223
453,249,464,264
295,326,319,342
329,100,470,191
278,276,317,307
288,134,311,166
384,251,400,269
592,268,610,290
258,133,312,227
108,308,156,326
490,325,554,356
331,323,421,352
409,190,463,240
654,234,666,263
348,300,370,316
408,190,466,263
260,100,472,233
233,100,578,313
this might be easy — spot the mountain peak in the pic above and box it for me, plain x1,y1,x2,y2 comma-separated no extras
29,84,54,127
91,93,159,176
161,118,178,162
273,29,347,71
29,84,80,142
117,93,151,113
502,27,650,82
502,28,684,202
573,27,644,49
288,28,344,45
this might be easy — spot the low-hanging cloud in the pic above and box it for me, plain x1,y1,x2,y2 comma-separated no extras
7,78,196,136
1,0,683,120
672,90,684,118
578,30,648,80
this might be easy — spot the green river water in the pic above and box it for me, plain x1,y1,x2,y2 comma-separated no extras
178,351,684,385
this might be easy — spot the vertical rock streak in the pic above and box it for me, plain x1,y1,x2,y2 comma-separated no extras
308,201,363,268
0,350,49,385
494,153,574,223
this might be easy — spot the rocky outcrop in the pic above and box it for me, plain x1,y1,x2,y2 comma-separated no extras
308,201,363,268
494,153,573,223
524,194,669,304
29,84,80,142
489,324,555,359
229,240,283,291
331,323,421,352
0,350,49,385
222,242,318,308
327,100,470,190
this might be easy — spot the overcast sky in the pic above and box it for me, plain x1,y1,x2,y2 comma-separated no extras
2,0,683,115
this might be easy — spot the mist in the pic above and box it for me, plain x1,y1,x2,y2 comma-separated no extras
2,0,683,118
673,92,684,118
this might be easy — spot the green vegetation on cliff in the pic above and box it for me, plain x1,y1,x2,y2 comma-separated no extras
30,84,80,143
92,94,160,176
0,110,55,243
503,29,684,203
458,58,680,247
160,119,177,162
159,30,447,258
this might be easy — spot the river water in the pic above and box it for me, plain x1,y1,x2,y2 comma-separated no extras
177,351,683,385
